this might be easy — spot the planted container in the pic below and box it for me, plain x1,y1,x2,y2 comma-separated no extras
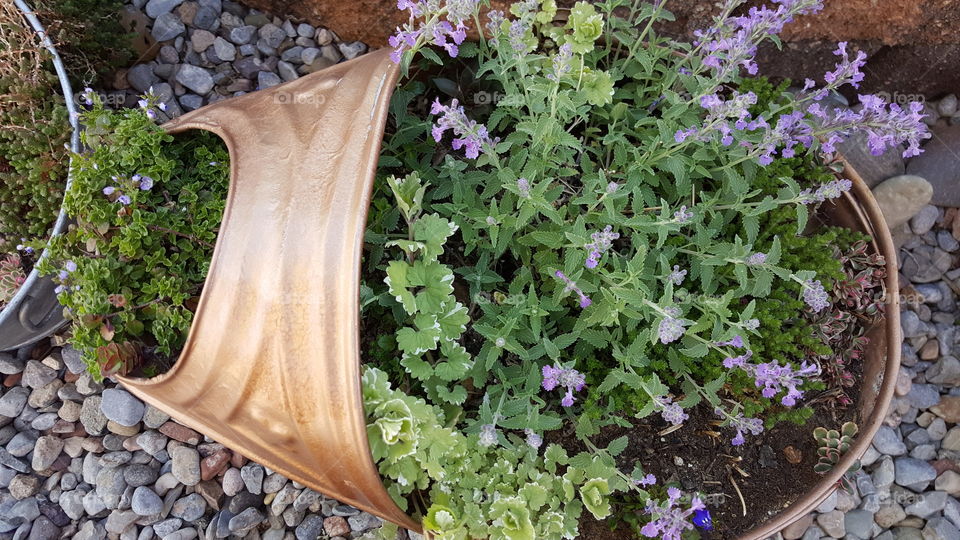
0,0,81,351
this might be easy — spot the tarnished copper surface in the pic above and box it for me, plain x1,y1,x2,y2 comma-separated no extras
116,49,419,532
740,162,901,539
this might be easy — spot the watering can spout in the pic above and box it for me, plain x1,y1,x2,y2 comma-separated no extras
117,48,419,532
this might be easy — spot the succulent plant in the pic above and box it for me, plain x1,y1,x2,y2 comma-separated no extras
0,253,26,307
813,422,862,492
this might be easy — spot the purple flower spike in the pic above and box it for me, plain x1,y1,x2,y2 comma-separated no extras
653,395,688,426
640,488,705,540
541,364,586,407
430,98,499,159
717,408,765,446
584,225,619,269
555,270,592,309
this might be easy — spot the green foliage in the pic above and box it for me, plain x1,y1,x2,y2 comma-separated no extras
0,0,133,252
38,98,228,378
813,422,862,492
363,366,622,540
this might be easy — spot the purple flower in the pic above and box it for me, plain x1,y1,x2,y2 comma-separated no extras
802,278,830,312
717,335,744,348
541,364,586,407
692,508,713,531
641,487,704,540
668,265,687,286
722,350,752,369
674,126,698,143
117,195,132,206
517,177,531,198
635,473,657,487
139,176,154,191
807,96,929,158
102,186,116,196
64,261,77,273
524,428,543,449
657,307,688,344
731,360,820,406
823,42,867,89
746,252,767,266
584,225,620,269
674,205,694,224
798,178,853,204
743,318,760,331
547,43,574,82
717,408,765,446
606,181,619,194
81,87,95,106
430,98,499,159
57,270,68,280
554,270,592,309
478,424,497,447
54,285,66,294
653,395,688,426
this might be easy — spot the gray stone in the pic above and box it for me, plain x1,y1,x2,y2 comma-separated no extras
331,504,359,517
27,516,59,540
905,489,948,518
153,518,183,537
874,426,908,456
136,431,168,457
227,507,263,533
163,528,198,540
9,497,41,523
928,356,960,385
923,517,960,540
348,512,381,531
132,486,164,516
152,13,186,42
0,353,24,375
74,520,105,540
234,57,266,79
193,6,219,30
301,47,320,65
902,310,923,339
104,509,139,534
226,491,261,514
280,46,304,63
222,468,243,496
338,41,367,60
906,125,960,207
95,467,126,509
58,489,85,520
31,436,63,471
142,405,170,429
229,25,257,45
100,388,145,427
21,361,56,389
257,71,282,89
911,205,940,235
0,387,30,418
80,397,108,436
124,464,158,487
895,457,938,491
159,44,180,64
213,37,236,62
6,432,37,457
907,383,941,410
171,447,200,486
146,0,184,18
320,44,341,63
277,61,299,82
175,64,215,95
295,515,323,540
171,493,206,521
191,29,216,53
259,24,286,48
296,23,314,37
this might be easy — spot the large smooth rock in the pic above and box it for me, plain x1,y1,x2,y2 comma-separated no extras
872,175,933,230
906,125,960,207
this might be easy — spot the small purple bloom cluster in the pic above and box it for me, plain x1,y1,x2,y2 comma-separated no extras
517,177,531,198
693,0,824,83
641,487,705,540
808,94,929,158
54,260,79,295
745,252,767,266
668,265,687,286
584,225,620,269
798,178,853,205
657,306,687,344
389,0,480,63
673,206,694,224
478,423,497,447
653,394,688,426
541,364,587,407
547,43,574,82
716,407,765,446
737,359,819,406
802,278,830,312
524,428,543,449
103,174,155,206
430,98,498,159
554,270,592,308
634,473,657,487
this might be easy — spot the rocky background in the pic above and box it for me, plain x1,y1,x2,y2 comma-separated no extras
2,1,960,539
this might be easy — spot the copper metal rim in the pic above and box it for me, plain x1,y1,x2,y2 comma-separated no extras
738,162,902,539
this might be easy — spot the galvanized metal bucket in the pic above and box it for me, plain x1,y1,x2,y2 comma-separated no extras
0,0,81,351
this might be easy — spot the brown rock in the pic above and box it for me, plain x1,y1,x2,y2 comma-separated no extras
784,446,803,465
107,421,140,437
920,339,940,360
159,421,202,445
4,372,22,387
175,1,198,25
783,513,814,539
64,371,80,384
323,516,350,537
196,480,224,511
200,450,231,481
931,396,960,423
229,452,247,468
